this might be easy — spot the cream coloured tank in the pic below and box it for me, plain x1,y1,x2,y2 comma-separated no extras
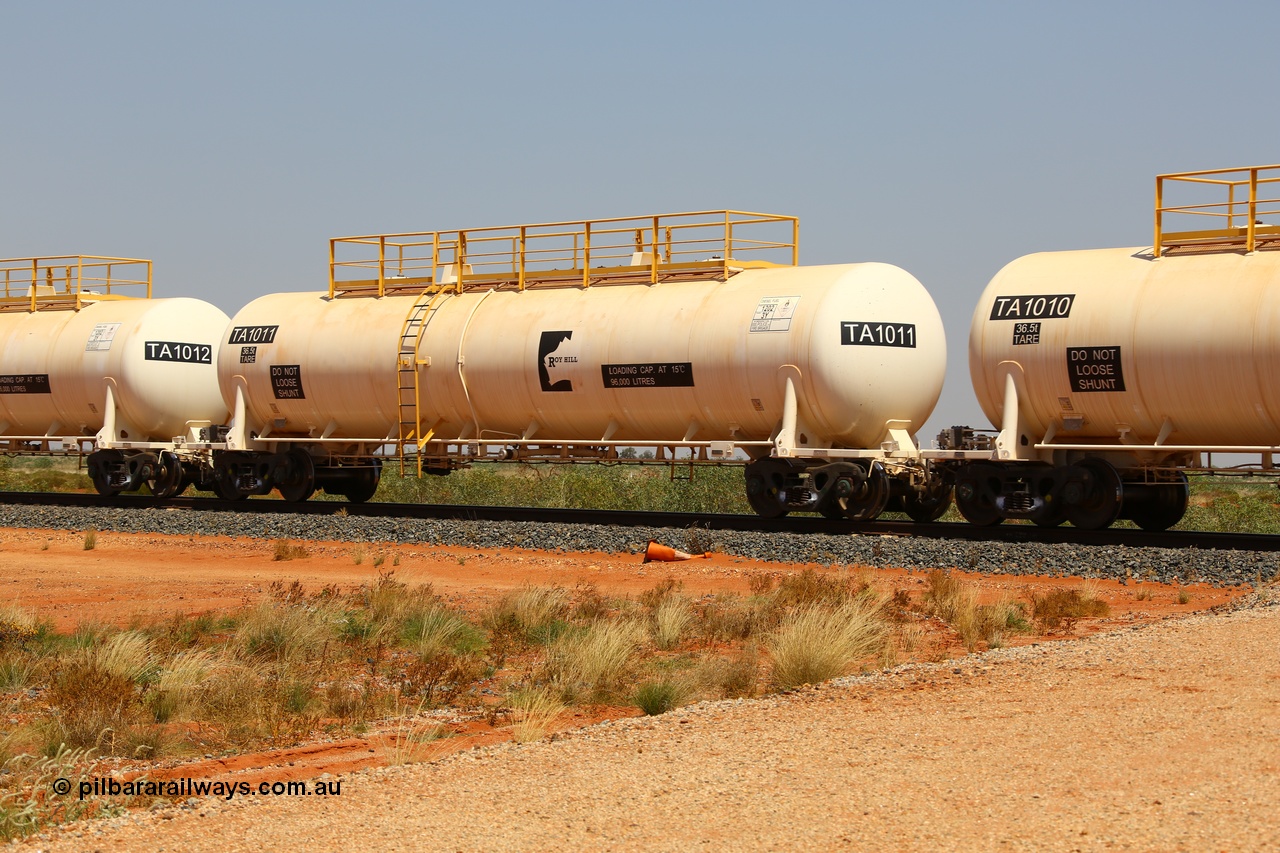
219,263,946,449
0,298,230,440
970,247,1280,447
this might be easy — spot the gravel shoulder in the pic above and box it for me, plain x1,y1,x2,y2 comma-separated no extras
27,593,1280,852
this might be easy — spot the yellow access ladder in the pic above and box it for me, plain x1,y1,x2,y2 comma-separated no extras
395,285,449,475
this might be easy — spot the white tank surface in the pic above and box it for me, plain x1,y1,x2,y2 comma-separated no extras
0,298,230,442
219,262,946,452
970,246,1280,454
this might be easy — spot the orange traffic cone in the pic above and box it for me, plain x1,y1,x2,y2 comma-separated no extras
643,540,711,563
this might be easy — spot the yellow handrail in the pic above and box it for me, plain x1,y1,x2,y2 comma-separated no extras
1155,165,1280,256
0,255,152,311
329,210,799,297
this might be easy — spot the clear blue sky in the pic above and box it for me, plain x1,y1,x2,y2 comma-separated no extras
3,1,1278,437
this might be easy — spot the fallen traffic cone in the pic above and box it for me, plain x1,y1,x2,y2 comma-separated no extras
643,540,711,563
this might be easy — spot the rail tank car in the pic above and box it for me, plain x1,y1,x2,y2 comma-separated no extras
952,163,1280,530
0,256,229,497
215,211,949,518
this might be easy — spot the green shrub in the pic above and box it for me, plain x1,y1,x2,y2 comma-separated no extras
633,678,686,715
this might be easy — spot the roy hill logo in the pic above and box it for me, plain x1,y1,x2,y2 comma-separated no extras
538,331,577,392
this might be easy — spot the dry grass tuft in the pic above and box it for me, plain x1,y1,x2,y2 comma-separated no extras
923,570,1029,650
236,602,333,662
149,650,217,723
403,606,482,657
508,686,564,743
651,596,693,650
690,648,759,699
1031,587,1111,629
0,605,38,648
544,620,642,701
767,599,889,689
0,745,107,840
487,586,570,643
382,699,447,765
272,539,310,561
772,568,864,610
699,594,765,641
81,531,96,551
91,632,157,684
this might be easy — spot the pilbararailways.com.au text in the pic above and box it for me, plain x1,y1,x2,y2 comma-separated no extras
67,777,343,801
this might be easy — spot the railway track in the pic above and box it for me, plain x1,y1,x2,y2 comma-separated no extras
0,491,1275,553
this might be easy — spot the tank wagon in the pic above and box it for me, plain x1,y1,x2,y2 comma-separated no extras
0,256,229,496
212,211,950,518
945,163,1280,530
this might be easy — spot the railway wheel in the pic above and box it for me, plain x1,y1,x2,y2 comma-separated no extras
814,462,858,519
147,451,185,499
1032,502,1067,527
1064,458,1122,530
901,476,952,523
341,460,382,503
1127,474,1189,532
953,464,1003,526
821,461,889,521
212,456,249,501
276,449,316,503
744,459,791,519
87,450,123,497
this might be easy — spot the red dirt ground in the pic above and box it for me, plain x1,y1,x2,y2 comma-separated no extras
0,526,1248,788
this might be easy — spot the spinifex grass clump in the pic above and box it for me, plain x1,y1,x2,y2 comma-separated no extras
651,596,693,651
543,620,642,702
507,686,565,743
766,599,890,689
633,677,687,715
485,585,571,645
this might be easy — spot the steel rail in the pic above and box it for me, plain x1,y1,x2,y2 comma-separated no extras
0,491,1276,553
